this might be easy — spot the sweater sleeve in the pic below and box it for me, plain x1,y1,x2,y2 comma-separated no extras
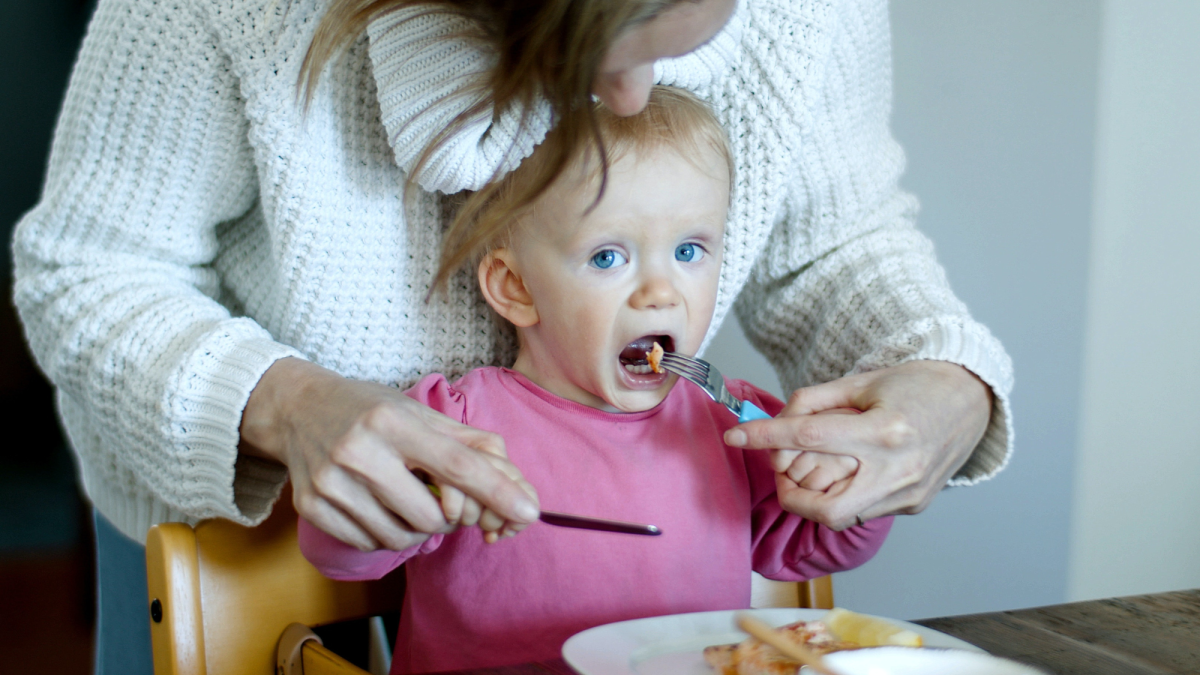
727,381,894,581
10,0,300,533
732,0,1014,485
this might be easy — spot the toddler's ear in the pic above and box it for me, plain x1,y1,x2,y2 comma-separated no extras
478,249,539,327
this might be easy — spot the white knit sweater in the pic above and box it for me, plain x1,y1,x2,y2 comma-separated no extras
13,0,1014,543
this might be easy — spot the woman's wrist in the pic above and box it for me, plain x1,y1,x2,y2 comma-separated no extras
238,357,326,464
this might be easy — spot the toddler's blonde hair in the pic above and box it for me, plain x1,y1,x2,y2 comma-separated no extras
434,85,732,293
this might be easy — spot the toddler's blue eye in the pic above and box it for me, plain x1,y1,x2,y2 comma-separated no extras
675,243,704,262
590,249,627,269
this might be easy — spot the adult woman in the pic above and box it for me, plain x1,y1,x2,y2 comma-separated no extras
13,0,1011,672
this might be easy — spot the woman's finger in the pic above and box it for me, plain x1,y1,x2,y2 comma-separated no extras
394,416,541,526
293,483,381,552
782,379,866,415
728,408,905,457
775,472,869,531
329,428,452,534
312,458,436,549
430,416,511,460
780,437,947,529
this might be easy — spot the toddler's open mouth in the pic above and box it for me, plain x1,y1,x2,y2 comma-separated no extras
619,335,673,375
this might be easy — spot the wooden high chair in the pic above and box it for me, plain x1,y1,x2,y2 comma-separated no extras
754,574,834,611
145,488,833,675
144,486,402,675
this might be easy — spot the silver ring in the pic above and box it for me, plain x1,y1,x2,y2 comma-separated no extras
855,514,865,527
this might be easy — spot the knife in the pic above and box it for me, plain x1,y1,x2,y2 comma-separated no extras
423,481,661,536
538,510,661,536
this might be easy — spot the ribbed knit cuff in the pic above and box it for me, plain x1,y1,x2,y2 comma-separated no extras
160,321,302,525
74,326,299,545
852,317,1015,486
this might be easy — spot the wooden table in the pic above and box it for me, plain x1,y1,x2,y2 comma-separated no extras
916,588,1200,674
439,589,1200,675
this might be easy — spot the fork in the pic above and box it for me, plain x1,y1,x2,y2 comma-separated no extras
659,352,772,423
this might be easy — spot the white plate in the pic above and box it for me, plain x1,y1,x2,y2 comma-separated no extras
561,608,983,675
823,646,1047,675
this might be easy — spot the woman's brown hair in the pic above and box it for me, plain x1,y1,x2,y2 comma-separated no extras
299,0,689,292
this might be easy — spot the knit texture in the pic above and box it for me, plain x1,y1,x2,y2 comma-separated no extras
13,0,1014,543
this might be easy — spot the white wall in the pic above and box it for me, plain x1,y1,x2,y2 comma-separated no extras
707,1,1101,619
1068,0,1200,601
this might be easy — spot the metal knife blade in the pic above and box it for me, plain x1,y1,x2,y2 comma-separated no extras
538,510,662,536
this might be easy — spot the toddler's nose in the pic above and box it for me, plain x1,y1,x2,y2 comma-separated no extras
630,275,681,309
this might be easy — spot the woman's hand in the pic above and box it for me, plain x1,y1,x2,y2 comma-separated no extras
772,408,861,492
239,358,540,551
726,361,992,530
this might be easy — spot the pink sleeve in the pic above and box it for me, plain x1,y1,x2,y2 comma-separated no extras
296,373,465,581
297,516,443,581
404,372,468,421
729,380,894,581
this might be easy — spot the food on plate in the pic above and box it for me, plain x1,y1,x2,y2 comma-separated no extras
646,341,665,374
703,609,922,675
703,620,854,675
823,607,923,648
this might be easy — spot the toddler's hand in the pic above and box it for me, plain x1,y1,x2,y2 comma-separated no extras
775,450,860,492
432,466,539,544
769,407,862,493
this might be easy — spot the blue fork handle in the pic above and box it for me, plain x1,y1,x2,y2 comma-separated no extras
738,400,772,423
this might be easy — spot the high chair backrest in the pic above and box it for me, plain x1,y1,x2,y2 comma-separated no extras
144,489,404,675
753,574,835,610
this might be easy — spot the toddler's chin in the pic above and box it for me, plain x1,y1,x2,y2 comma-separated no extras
607,384,673,413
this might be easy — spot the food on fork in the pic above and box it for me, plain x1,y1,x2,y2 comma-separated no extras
703,609,922,675
647,341,665,374
619,336,670,375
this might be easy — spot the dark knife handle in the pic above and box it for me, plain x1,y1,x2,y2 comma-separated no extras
539,511,662,536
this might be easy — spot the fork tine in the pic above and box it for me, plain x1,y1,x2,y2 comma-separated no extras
660,351,706,368
662,353,739,413
660,353,709,376
657,353,719,401
660,360,707,379
662,357,705,384
659,357,708,381
658,357,708,384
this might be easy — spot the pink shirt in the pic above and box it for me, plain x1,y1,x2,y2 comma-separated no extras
298,368,892,673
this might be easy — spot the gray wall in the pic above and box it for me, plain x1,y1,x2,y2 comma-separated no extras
1070,0,1200,600
708,1,1100,619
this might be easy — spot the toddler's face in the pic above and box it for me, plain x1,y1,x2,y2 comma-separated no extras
506,143,729,412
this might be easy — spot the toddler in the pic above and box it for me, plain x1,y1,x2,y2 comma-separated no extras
299,87,892,673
